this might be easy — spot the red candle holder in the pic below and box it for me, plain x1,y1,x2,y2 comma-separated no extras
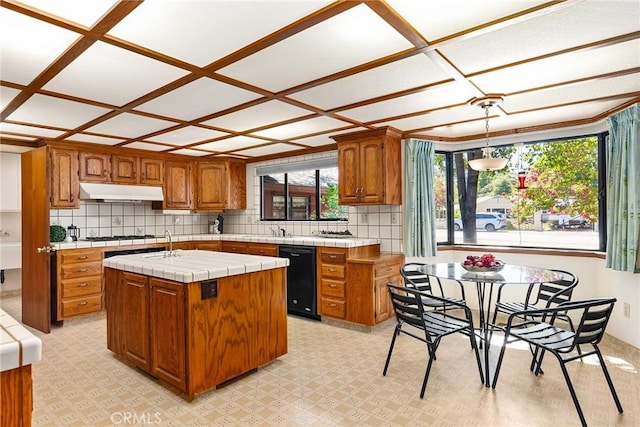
517,171,528,189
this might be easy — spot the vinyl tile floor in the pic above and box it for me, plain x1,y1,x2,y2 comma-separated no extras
1,294,638,427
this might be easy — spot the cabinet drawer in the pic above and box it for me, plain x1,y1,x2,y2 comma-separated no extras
59,250,102,264
221,242,248,253
320,279,345,298
61,277,102,299
247,244,278,257
374,263,400,278
61,294,102,318
321,298,346,319
321,251,346,264
320,264,346,279
60,261,102,280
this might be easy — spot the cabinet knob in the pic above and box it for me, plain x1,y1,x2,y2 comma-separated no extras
329,255,337,259
76,268,88,273
78,301,88,306
329,284,337,288
78,283,88,287
77,256,88,260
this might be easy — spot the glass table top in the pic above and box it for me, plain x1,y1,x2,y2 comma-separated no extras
419,262,564,284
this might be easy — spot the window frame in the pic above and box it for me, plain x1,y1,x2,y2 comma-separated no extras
437,132,607,251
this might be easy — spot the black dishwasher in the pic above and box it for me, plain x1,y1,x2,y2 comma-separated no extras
279,245,319,320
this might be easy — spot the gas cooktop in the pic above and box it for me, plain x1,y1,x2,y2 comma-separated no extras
83,235,157,242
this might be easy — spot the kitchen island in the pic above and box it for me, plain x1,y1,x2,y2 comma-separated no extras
103,250,288,399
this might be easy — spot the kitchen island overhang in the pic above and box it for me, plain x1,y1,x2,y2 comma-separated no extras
103,250,289,399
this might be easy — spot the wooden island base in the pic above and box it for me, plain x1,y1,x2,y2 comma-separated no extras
105,266,287,399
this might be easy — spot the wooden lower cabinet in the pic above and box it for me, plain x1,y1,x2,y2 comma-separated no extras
318,248,348,320
105,266,287,398
346,254,404,326
221,241,278,256
1,365,33,427
56,248,104,320
194,241,221,251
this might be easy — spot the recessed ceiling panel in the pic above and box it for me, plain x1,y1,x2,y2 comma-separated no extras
377,106,481,133
339,81,475,122
168,148,209,157
471,39,640,95
502,74,640,113
202,100,311,132
0,122,64,138
122,142,172,152
440,1,640,74
387,0,547,41
147,126,228,146
234,143,301,158
18,0,118,27
0,87,20,110
291,134,339,148
7,94,110,128
108,1,331,67
63,134,123,146
195,136,267,153
43,41,189,105
135,77,261,121
289,54,452,110
0,8,80,84
85,113,177,138
251,117,351,140
218,5,412,92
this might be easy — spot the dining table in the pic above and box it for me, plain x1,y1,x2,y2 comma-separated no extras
418,262,565,387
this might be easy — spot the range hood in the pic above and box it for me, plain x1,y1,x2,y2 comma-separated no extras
79,183,163,202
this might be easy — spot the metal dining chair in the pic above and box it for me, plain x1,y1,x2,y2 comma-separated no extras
400,263,467,310
383,284,483,398
492,298,623,427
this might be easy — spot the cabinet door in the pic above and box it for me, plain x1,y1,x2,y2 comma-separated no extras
375,274,401,323
111,155,138,184
122,272,151,371
195,162,226,210
149,278,186,391
79,152,111,182
50,147,79,208
164,161,192,209
337,142,360,204
359,139,384,204
140,158,164,186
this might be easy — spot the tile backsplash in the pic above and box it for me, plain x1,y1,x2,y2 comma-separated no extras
50,202,216,238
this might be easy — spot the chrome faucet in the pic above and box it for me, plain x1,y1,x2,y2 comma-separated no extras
269,226,277,237
164,230,173,257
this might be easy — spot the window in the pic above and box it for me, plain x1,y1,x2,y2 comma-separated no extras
260,163,348,221
438,134,604,250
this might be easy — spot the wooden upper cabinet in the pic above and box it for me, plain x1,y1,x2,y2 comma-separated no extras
195,160,246,211
50,147,79,208
111,155,138,184
164,160,192,209
140,158,164,186
332,127,402,205
79,152,111,182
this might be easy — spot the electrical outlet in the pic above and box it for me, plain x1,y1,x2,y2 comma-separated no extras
391,214,398,224
623,303,630,318
361,213,368,223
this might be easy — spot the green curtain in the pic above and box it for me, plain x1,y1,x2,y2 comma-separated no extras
605,103,640,273
403,139,436,257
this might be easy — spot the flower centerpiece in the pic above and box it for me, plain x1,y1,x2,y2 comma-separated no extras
461,253,505,272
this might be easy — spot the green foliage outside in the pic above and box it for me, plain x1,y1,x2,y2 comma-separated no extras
321,183,347,219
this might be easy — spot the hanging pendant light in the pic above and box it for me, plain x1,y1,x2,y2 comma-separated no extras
468,95,509,171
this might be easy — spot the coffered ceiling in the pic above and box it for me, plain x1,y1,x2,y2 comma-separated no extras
1,0,639,160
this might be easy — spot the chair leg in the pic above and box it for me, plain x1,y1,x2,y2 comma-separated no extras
491,334,510,388
468,325,485,385
593,346,624,414
383,325,399,376
557,356,588,427
420,355,435,399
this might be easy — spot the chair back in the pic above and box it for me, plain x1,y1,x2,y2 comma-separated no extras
400,263,434,293
572,298,616,347
536,269,578,308
387,283,426,329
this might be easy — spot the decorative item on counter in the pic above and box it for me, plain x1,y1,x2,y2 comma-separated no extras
461,253,505,272
67,224,80,241
316,230,353,239
50,225,66,242
216,214,224,234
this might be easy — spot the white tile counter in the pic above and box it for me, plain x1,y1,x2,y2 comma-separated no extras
54,234,381,250
103,249,290,283
0,309,42,372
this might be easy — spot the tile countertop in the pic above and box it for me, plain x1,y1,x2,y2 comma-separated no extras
103,249,290,284
53,234,381,250
0,309,42,372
